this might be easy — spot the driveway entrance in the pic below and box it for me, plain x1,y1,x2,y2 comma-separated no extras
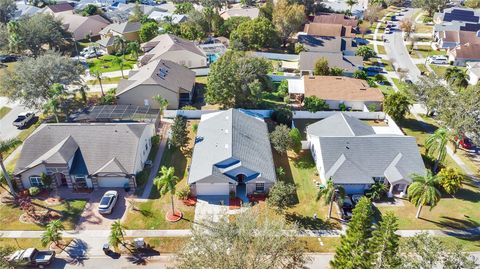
194,196,229,225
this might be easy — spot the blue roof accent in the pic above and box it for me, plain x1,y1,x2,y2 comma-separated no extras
69,149,88,176
215,159,240,169
238,109,265,119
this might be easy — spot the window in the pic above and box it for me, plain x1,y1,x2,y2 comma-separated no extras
373,177,385,184
29,176,43,187
74,176,87,188
255,183,265,191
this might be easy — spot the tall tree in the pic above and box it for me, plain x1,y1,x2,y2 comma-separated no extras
206,51,272,108
174,2,194,14
139,21,159,43
356,45,377,60
399,18,413,41
0,51,82,110
314,57,330,75
408,171,441,219
425,128,449,172
412,0,448,17
175,210,309,268
43,83,69,123
13,14,65,57
437,167,463,196
330,197,374,269
272,0,305,47
363,4,381,24
153,94,168,116
383,91,411,121
171,116,189,149
405,74,449,116
266,181,296,213
0,138,20,197
41,220,65,248
217,16,250,37
112,56,126,78
127,41,140,60
113,36,127,58
270,124,292,155
154,166,179,217
445,67,469,88
370,212,400,269
316,178,345,219
230,17,279,50
0,0,16,24
93,70,104,96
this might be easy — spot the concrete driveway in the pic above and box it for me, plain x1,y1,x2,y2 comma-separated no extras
0,97,31,141
194,196,229,225
76,188,128,230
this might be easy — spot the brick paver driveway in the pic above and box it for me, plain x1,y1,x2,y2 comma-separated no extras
75,188,128,230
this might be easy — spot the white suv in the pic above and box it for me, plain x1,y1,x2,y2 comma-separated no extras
427,56,448,65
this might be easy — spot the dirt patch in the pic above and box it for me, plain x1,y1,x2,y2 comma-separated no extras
19,210,62,225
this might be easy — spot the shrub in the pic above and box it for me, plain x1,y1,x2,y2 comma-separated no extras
176,186,191,200
192,123,198,133
151,135,160,147
277,80,288,96
339,103,347,111
29,187,40,196
181,105,196,110
270,125,292,155
266,181,296,213
303,96,329,112
271,107,292,127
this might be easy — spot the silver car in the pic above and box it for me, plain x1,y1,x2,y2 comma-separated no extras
98,190,118,215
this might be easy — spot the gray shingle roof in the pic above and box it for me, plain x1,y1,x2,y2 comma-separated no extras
188,109,276,184
299,51,363,73
140,34,206,65
15,123,149,176
307,113,425,185
116,59,195,95
307,113,375,137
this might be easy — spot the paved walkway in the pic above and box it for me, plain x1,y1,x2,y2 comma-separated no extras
194,196,230,224
137,122,170,200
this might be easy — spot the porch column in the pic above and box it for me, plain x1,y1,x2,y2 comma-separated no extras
388,184,394,198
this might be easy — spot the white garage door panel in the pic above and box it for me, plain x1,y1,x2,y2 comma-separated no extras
98,177,129,188
196,183,229,195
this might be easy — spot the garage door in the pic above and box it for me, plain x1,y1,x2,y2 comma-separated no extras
97,177,129,188
195,183,229,196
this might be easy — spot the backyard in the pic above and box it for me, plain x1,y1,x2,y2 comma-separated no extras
87,54,137,74
122,122,198,230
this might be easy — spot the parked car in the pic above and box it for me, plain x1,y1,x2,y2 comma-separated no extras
98,190,118,214
13,112,34,128
385,28,391,34
9,248,55,268
365,66,384,74
0,55,18,63
456,137,474,150
427,56,448,65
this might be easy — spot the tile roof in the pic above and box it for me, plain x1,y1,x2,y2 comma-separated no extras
15,123,150,176
188,109,276,184
312,13,358,27
116,58,195,95
449,42,480,59
302,76,384,102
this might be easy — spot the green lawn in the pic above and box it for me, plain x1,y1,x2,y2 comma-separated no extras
391,77,409,92
377,45,386,55
130,237,190,253
273,151,341,230
87,54,137,73
429,64,450,77
195,76,208,84
299,237,340,252
413,45,446,58
123,122,197,230
0,62,17,78
375,116,480,230
416,64,428,74
86,76,123,85
414,24,433,33
0,199,87,230
0,106,12,119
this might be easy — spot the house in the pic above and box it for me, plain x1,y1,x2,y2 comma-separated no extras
104,3,166,23
75,0,126,11
435,30,480,49
188,109,276,197
148,11,187,24
306,113,426,196
42,2,74,15
297,35,358,55
98,21,141,53
298,51,363,76
467,61,480,85
448,42,480,66
56,13,110,41
14,2,41,19
311,13,358,28
139,34,207,67
302,23,355,38
287,76,384,111
13,123,155,192
220,7,259,19
116,59,196,109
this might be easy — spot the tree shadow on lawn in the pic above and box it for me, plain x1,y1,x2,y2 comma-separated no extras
398,117,438,134
285,212,339,230
447,185,480,203
419,215,480,231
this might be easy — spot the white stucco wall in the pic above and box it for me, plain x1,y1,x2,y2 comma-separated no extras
133,124,156,173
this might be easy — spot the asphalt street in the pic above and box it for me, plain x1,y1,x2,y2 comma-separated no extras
383,8,422,82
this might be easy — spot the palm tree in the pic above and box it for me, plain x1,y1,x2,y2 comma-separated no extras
316,178,345,219
127,41,140,61
112,56,125,78
76,86,88,105
154,166,179,217
41,220,65,248
153,94,168,116
0,138,21,197
109,220,126,249
368,182,388,201
43,99,60,123
445,67,469,88
425,128,449,172
113,36,127,58
93,70,104,96
346,0,357,13
407,171,441,219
